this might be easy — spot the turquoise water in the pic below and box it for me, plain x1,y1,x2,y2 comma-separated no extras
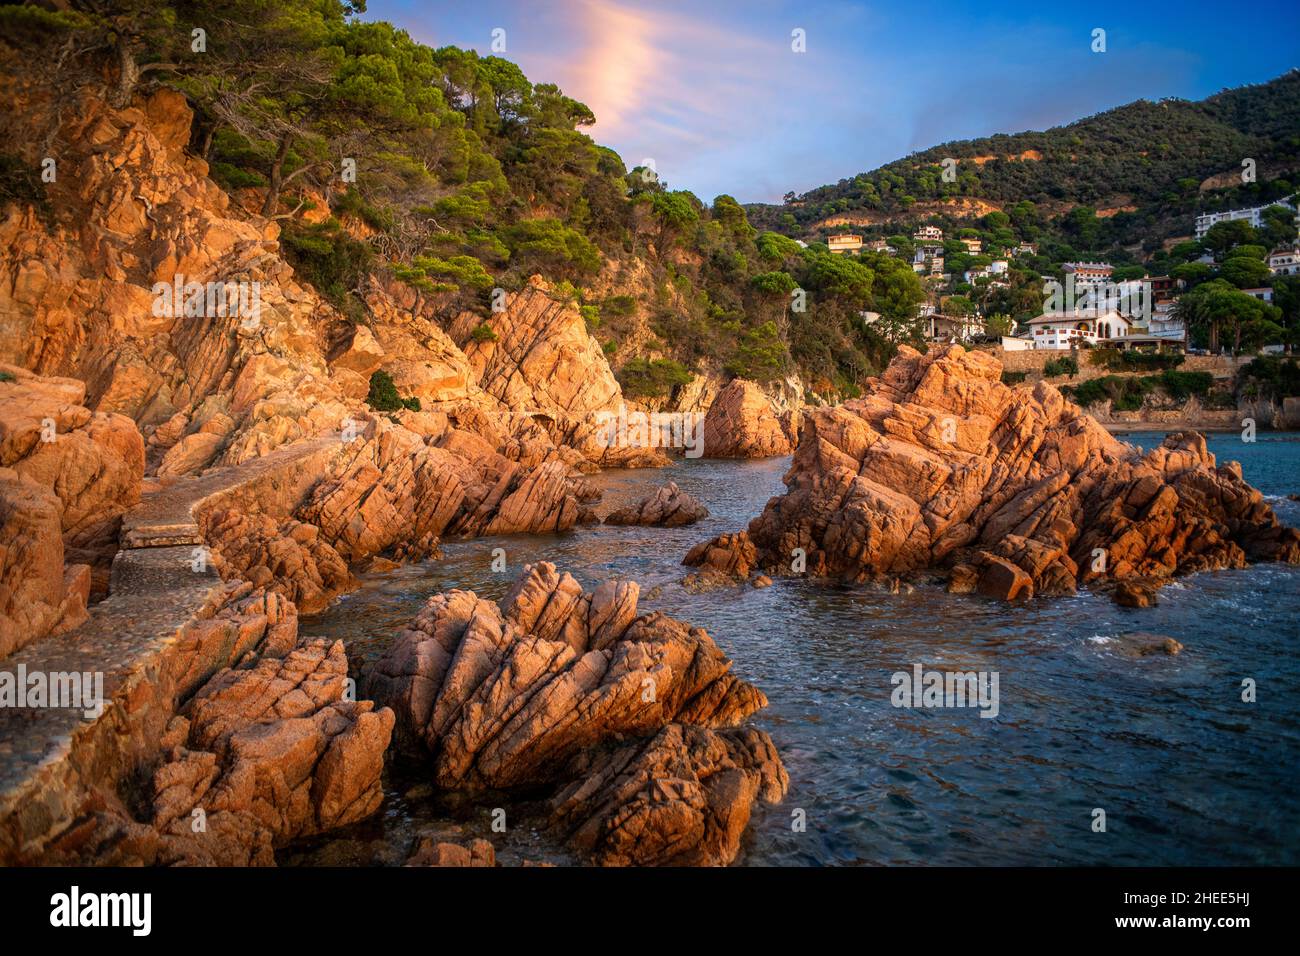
295,430,1300,866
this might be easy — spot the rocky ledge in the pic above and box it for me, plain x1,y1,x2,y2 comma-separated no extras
686,345,1300,602
366,561,787,865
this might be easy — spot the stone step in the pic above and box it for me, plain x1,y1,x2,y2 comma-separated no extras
0,434,343,857
0,546,223,850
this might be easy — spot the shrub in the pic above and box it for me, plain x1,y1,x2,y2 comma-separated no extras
0,153,52,222
1239,356,1300,399
1042,356,1078,378
1088,349,1184,371
1001,370,1029,385
366,370,407,412
1154,369,1213,400
617,357,694,398
281,218,373,310
470,323,498,343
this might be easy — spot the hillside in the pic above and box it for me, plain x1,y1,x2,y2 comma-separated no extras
748,70,1300,257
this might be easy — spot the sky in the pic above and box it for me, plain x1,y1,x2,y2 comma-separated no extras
364,0,1300,205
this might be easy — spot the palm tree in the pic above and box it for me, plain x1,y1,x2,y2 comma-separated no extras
1172,293,1214,352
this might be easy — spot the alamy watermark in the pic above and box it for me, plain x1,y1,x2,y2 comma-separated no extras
593,404,705,458
152,274,262,328
891,663,999,718
0,664,105,719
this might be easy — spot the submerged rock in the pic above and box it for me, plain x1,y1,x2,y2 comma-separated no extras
604,481,709,527
1108,631,1185,657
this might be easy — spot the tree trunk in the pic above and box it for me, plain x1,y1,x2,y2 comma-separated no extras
261,134,293,218
112,36,139,109
199,124,215,161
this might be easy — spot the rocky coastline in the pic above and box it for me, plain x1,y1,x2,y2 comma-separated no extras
2,86,1297,869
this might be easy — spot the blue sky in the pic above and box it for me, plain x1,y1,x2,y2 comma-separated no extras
364,0,1300,204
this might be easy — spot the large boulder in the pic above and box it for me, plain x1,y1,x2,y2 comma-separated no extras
366,562,786,865
695,345,1299,600
701,378,793,458
147,639,395,865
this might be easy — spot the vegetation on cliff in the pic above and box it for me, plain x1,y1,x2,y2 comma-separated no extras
0,0,923,398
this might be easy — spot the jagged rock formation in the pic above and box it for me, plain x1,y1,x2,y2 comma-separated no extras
4,584,393,866
366,562,786,865
687,345,1300,601
448,276,671,468
148,639,394,865
553,723,787,866
604,481,709,527
0,366,144,653
0,88,658,487
701,378,795,458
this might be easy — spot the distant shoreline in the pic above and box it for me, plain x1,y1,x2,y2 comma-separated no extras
1104,423,1240,434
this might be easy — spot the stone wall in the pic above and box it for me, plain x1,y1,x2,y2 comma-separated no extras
988,347,1247,383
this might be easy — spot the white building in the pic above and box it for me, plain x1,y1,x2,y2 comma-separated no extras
989,259,1009,275
1023,309,1134,350
913,242,944,264
1268,247,1300,276
925,313,983,342
1148,301,1186,344
1244,287,1274,303
1195,201,1298,240
914,225,944,242
1062,261,1114,284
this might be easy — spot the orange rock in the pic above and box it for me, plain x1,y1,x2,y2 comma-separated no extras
703,345,1299,601
604,481,708,527
702,378,793,458
367,563,785,865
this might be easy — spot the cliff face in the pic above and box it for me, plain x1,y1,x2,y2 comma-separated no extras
687,345,1299,601
0,87,703,616
0,88,664,480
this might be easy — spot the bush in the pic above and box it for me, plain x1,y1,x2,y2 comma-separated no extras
281,218,373,311
1239,356,1300,398
470,323,498,343
366,370,417,412
617,357,694,398
1042,356,1078,378
1068,370,1212,409
1154,369,1213,400
1001,370,1029,385
602,295,637,317
0,153,52,222
1088,349,1184,371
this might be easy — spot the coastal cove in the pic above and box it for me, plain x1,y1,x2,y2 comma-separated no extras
294,431,1300,867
